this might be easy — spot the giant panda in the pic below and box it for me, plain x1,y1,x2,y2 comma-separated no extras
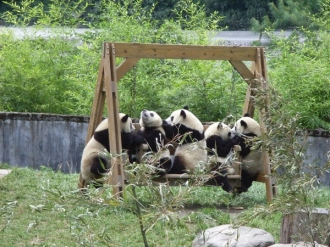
80,113,135,187
204,122,240,192
205,122,238,158
166,107,207,174
232,114,263,192
132,109,174,176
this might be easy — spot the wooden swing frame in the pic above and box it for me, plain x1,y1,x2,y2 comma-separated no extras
78,42,276,202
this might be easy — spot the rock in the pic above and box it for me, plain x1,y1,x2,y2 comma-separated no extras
270,242,327,247
192,224,275,247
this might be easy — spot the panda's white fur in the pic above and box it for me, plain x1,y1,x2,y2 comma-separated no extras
166,108,207,174
133,109,173,175
204,122,240,192
234,116,261,137
205,122,234,139
232,115,263,192
205,122,236,168
80,113,134,187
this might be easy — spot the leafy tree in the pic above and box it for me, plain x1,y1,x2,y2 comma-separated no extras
265,0,330,130
267,30,330,130
0,0,323,30
268,0,317,30
1,0,245,122
311,0,330,30
251,0,321,36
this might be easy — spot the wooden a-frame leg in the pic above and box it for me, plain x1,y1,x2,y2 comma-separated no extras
78,55,107,189
103,43,125,198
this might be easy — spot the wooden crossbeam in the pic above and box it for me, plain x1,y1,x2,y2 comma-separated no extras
111,43,260,61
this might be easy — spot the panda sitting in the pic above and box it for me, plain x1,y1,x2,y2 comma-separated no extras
80,113,135,187
232,113,263,192
165,107,208,174
204,122,240,192
132,109,174,176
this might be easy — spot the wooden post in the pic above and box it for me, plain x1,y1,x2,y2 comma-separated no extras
255,48,274,202
103,43,125,198
78,46,108,189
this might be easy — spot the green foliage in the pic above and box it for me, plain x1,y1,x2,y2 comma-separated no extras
0,0,324,30
233,80,330,244
267,30,330,130
1,0,88,27
0,31,96,114
1,162,330,246
1,0,330,126
250,0,321,41
204,0,270,30
1,0,246,121
268,0,316,30
0,165,266,246
311,0,330,30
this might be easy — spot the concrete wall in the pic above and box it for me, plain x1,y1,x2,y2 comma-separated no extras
305,130,330,186
0,112,89,173
0,112,329,185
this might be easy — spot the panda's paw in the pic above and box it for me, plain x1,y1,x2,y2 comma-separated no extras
227,166,235,175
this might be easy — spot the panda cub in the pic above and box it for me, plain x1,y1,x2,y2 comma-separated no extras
232,114,262,192
132,109,174,176
204,122,239,192
205,122,238,158
166,107,207,174
80,113,135,187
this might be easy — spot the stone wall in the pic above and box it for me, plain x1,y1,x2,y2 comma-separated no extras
0,112,329,185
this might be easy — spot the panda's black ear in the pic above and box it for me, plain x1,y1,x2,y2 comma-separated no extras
244,113,250,117
217,122,224,129
183,105,189,110
240,120,248,128
180,110,187,119
121,114,129,123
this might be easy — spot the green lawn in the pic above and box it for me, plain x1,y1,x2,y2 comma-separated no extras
0,165,329,246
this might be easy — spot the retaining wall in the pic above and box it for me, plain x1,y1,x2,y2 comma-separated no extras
0,112,329,185
0,112,89,173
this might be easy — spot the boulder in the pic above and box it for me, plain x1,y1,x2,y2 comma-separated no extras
192,224,275,247
270,242,327,247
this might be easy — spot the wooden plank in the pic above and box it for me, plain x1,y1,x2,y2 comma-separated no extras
242,85,254,116
154,174,241,180
116,57,140,81
103,43,125,197
85,58,106,144
152,174,241,186
110,42,259,61
260,48,268,80
255,48,273,202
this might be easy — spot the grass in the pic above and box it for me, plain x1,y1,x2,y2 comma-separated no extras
0,165,329,246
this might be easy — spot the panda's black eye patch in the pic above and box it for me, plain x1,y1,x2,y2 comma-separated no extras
227,133,231,137
150,113,154,117
171,116,174,121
